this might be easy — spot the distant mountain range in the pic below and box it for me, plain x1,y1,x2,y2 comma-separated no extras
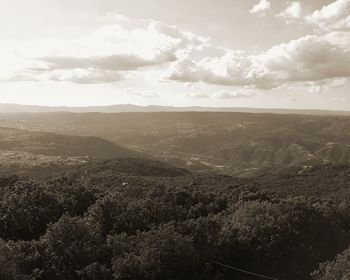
0,103,350,115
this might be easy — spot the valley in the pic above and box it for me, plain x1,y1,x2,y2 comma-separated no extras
1,112,350,175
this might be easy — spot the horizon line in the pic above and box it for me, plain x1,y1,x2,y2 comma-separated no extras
0,102,349,113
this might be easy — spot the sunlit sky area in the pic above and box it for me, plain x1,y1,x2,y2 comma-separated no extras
0,0,349,109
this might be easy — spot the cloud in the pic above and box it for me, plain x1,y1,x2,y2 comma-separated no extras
34,54,173,72
277,0,350,31
184,82,203,90
278,2,303,21
307,78,346,93
123,88,159,98
166,31,350,89
306,0,350,31
47,69,125,84
1,17,207,84
214,90,257,99
2,68,125,84
332,97,349,102
2,6,349,96
186,89,257,99
166,50,260,87
287,96,297,102
186,92,212,99
249,0,271,15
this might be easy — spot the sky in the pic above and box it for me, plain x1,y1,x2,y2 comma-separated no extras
0,0,349,109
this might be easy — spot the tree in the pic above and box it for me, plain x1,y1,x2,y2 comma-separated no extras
44,177,96,216
312,247,350,280
40,215,110,280
219,198,349,280
0,239,20,280
0,182,61,241
109,224,202,280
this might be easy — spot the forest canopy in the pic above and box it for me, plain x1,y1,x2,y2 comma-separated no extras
0,158,350,280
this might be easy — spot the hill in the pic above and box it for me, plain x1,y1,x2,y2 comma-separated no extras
61,157,350,202
250,164,350,200
0,127,137,158
63,157,191,191
0,127,139,177
1,157,350,280
1,112,350,174
73,157,190,177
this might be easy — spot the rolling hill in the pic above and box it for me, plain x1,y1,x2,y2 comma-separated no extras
0,127,139,177
1,112,350,174
57,157,350,203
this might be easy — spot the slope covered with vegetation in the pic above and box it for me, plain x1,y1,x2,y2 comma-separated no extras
0,158,349,280
1,112,350,175
0,127,137,159
0,127,139,178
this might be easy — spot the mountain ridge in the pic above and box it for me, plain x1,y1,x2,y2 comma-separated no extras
0,102,350,115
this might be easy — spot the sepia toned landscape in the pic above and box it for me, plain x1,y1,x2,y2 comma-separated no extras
0,109,350,280
0,0,350,279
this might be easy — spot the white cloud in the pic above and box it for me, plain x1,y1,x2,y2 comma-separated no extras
307,78,347,93
123,88,159,98
47,69,125,84
184,82,203,90
277,0,350,31
1,6,349,99
332,97,349,102
306,0,350,31
214,90,258,99
249,0,272,15
166,31,350,89
186,92,212,99
278,2,303,21
186,89,257,99
309,84,325,93
0,16,207,84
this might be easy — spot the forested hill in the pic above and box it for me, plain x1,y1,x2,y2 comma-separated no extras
1,157,349,280
68,159,350,202
0,127,137,158
1,112,350,175
0,127,139,178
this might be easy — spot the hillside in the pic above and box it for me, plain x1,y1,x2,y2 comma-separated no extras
249,164,350,200
0,127,137,158
2,159,350,280
1,112,350,174
73,157,190,177
58,157,191,192
0,127,139,177
62,157,350,202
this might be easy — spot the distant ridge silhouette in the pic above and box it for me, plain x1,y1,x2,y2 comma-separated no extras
0,103,349,115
